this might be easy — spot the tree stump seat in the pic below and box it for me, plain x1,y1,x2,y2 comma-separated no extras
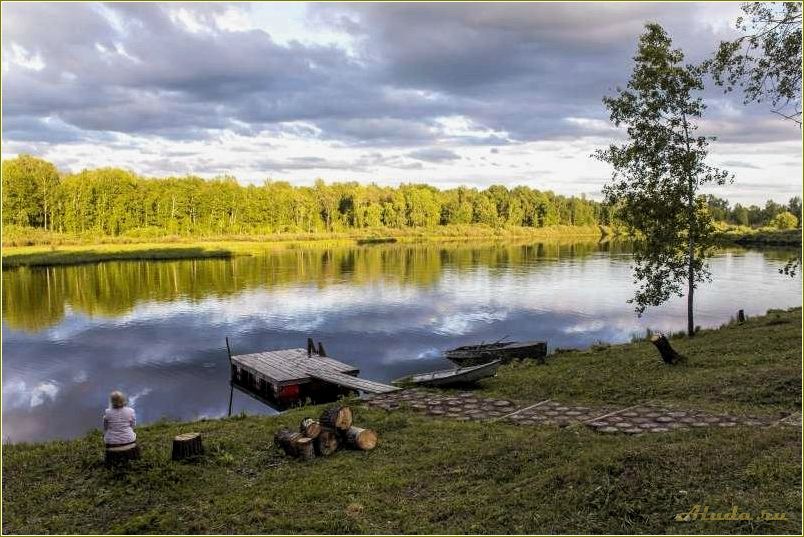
105,442,141,466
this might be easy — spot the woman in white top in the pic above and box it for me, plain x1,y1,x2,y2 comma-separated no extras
103,391,139,461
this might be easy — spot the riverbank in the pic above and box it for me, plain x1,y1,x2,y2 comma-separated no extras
1,224,603,267
713,226,802,247
3,308,800,534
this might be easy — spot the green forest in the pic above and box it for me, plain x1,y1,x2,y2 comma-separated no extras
1,154,801,238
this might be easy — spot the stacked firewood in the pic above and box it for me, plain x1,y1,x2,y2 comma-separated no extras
274,404,378,461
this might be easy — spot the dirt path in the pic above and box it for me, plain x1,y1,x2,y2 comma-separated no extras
363,388,800,434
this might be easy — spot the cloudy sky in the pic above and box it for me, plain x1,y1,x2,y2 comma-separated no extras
2,1,801,205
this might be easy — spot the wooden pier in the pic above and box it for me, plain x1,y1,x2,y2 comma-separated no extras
228,343,398,405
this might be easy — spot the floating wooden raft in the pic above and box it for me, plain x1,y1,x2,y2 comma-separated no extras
230,347,399,399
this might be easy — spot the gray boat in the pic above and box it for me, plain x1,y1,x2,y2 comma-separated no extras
392,360,502,387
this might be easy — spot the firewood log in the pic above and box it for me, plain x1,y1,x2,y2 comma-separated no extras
314,428,340,456
320,405,352,431
342,426,378,451
274,428,316,460
299,418,322,439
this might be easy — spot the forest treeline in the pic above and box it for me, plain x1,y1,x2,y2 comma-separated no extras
1,154,800,237
2,155,609,236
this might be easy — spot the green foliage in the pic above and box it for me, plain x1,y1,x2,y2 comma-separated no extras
770,211,798,230
708,1,802,124
1,155,608,237
1,154,60,229
595,24,730,335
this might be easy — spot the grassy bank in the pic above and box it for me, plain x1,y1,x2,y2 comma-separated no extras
3,309,801,534
713,225,802,247
1,224,602,267
478,307,802,416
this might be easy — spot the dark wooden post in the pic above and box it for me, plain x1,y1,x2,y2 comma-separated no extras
307,338,316,355
317,341,327,357
737,309,746,323
227,383,233,417
226,337,234,416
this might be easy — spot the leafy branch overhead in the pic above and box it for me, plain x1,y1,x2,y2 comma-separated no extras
708,2,803,125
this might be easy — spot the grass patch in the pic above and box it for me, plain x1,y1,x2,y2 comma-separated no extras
3,406,800,534
476,307,802,416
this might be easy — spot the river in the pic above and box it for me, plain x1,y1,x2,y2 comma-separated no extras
2,240,800,442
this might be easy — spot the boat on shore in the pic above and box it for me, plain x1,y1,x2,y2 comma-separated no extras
392,360,502,387
444,340,547,366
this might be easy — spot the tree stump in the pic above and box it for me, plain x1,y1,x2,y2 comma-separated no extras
171,433,204,460
274,428,316,460
320,405,352,431
343,426,378,451
105,443,141,466
737,309,746,323
650,334,686,365
299,418,322,439
314,428,340,456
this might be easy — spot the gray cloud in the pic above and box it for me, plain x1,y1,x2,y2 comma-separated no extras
1,1,800,164
408,148,461,163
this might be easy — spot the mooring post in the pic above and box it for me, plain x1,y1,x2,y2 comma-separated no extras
318,341,327,357
225,337,234,416
307,337,315,356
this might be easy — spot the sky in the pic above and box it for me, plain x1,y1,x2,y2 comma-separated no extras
1,1,801,205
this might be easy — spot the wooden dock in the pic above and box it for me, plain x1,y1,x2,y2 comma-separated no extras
229,345,398,403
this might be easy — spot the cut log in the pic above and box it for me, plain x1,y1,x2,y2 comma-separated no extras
171,432,204,460
650,334,686,365
274,428,316,460
343,426,378,451
737,309,746,323
314,428,340,456
320,405,352,431
105,443,141,466
295,437,315,461
299,418,322,439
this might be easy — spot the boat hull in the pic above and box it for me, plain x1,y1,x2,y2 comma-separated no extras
393,360,501,387
445,341,547,366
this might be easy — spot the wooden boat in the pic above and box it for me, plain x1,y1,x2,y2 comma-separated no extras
444,340,547,366
392,360,502,387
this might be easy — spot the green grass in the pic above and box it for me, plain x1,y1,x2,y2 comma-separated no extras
2,309,801,534
713,225,801,246
3,407,800,535
477,307,802,416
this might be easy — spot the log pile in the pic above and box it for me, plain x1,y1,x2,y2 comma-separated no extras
275,404,378,461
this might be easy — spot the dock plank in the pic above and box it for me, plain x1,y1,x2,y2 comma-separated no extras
310,369,399,394
231,346,396,394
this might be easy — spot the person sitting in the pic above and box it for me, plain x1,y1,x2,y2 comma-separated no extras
103,391,140,464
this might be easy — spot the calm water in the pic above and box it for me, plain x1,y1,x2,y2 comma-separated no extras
2,240,801,443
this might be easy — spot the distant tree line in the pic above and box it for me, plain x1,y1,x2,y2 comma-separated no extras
1,155,798,237
1,155,612,236
705,194,802,229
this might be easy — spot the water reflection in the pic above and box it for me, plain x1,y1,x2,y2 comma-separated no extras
2,241,800,443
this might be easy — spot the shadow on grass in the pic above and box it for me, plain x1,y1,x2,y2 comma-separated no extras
2,247,234,268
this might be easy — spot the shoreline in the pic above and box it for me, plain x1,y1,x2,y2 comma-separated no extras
2,224,800,268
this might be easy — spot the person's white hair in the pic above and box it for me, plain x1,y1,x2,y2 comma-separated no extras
109,391,126,409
